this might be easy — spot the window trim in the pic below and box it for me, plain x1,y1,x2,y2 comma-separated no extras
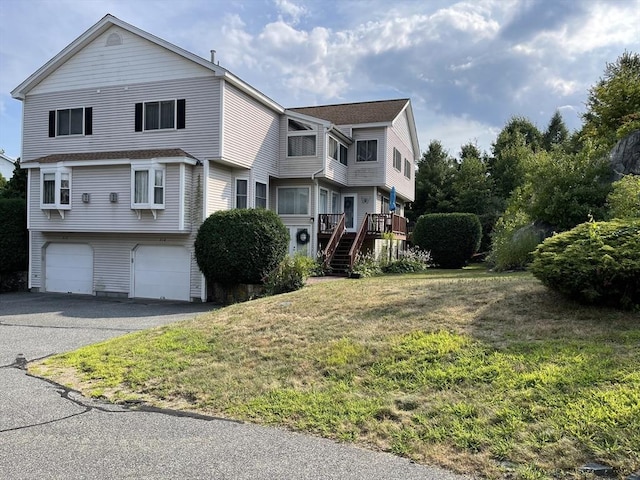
40,166,72,218
393,148,402,171
356,139,378,162
287,118,317,157
255,181,267,209
49,107,92,137
339,144,348,166
287,134,317,157
135,99,186,132
329,136,348,166
130,163,166,218
277,186,310,215
404,158,411,179
235,178,248,209
319,188,329,214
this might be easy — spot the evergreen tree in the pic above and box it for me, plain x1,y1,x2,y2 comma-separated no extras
489,117,542,200
0,159,27,199
543,110,569,150
409,140,456,220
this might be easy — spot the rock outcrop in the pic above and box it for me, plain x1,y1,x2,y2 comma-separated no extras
609,130,640,180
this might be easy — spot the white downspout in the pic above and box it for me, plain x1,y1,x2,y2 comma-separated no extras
310,126,329,256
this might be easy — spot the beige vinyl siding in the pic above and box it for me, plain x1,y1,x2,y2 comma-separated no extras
207,163,232,215
279,117,323,178
30,26,214,95
325,157,348,186
22,76,221,162
392,110,413,155
222,82,280,175
28,164,188,232
32,232,199,297
348,127,386,186
386,127,415,202
30,231,45,289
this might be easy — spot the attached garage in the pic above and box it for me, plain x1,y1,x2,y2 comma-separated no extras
132,245,191,301
45,243,94,294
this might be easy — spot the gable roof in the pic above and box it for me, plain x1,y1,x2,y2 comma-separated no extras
289,99,410,126
11,14,283,113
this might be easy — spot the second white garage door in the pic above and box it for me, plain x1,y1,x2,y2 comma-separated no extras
132,245,191,301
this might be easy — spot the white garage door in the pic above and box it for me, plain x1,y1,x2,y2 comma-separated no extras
45,243,94,294
133,245,191,301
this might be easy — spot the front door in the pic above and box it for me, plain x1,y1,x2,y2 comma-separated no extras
343,195,357,231
288,225,311,256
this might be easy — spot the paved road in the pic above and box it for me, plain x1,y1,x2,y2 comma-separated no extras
0,292,469,480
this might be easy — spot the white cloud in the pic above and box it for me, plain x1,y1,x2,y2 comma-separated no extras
545,77,580,96
420,112,500,156
274,0,307,24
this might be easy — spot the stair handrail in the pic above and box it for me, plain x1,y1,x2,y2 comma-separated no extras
348,213,370,269
322,213,345,267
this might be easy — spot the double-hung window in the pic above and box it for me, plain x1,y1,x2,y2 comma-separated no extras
356,140,377,162
236,179,248,209
131,164,165,212
393,148,402,171
287,119,316,157
339,144,348,165
404,158,411,179
48,107,93,137
277,187,309,215
255,182,267,209
41,167,72,215
135,99,186,131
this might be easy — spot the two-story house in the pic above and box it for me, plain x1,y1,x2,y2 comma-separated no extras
11,14,419,302
0,150,16,179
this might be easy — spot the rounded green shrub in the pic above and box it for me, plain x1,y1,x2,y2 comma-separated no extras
195,209,289,285
530,219,640,309
0,198,27,274
412,213,482,268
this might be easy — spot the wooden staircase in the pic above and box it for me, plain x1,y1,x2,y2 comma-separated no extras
329,235,355,274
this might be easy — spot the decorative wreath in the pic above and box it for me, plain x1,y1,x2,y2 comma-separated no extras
296,229,310,244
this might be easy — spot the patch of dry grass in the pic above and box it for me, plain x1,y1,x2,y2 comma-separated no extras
31,267,640,479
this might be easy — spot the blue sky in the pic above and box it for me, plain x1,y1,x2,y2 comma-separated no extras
1,0,639,162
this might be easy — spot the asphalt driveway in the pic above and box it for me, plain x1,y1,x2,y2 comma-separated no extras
0,292,468,480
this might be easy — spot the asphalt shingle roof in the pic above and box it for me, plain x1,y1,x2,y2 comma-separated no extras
25,148,196,164
289,99,409,126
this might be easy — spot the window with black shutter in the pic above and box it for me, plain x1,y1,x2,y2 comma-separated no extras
48,108,92,137
135,99,186,131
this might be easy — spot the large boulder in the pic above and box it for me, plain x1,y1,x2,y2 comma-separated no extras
609,130,640,180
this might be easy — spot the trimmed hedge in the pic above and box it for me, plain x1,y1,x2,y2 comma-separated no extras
0,198,28,274
530,219,640,310
195,209,289,285
412,213,482,268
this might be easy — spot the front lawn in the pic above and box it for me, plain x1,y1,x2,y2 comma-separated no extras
31,267,640,479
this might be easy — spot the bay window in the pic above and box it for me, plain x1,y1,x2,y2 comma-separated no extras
131,164,165,210
40,167,72,213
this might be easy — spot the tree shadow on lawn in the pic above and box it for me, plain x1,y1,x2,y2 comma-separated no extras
359,273,639,347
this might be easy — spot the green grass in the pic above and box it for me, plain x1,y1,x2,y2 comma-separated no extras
31,267,640,479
